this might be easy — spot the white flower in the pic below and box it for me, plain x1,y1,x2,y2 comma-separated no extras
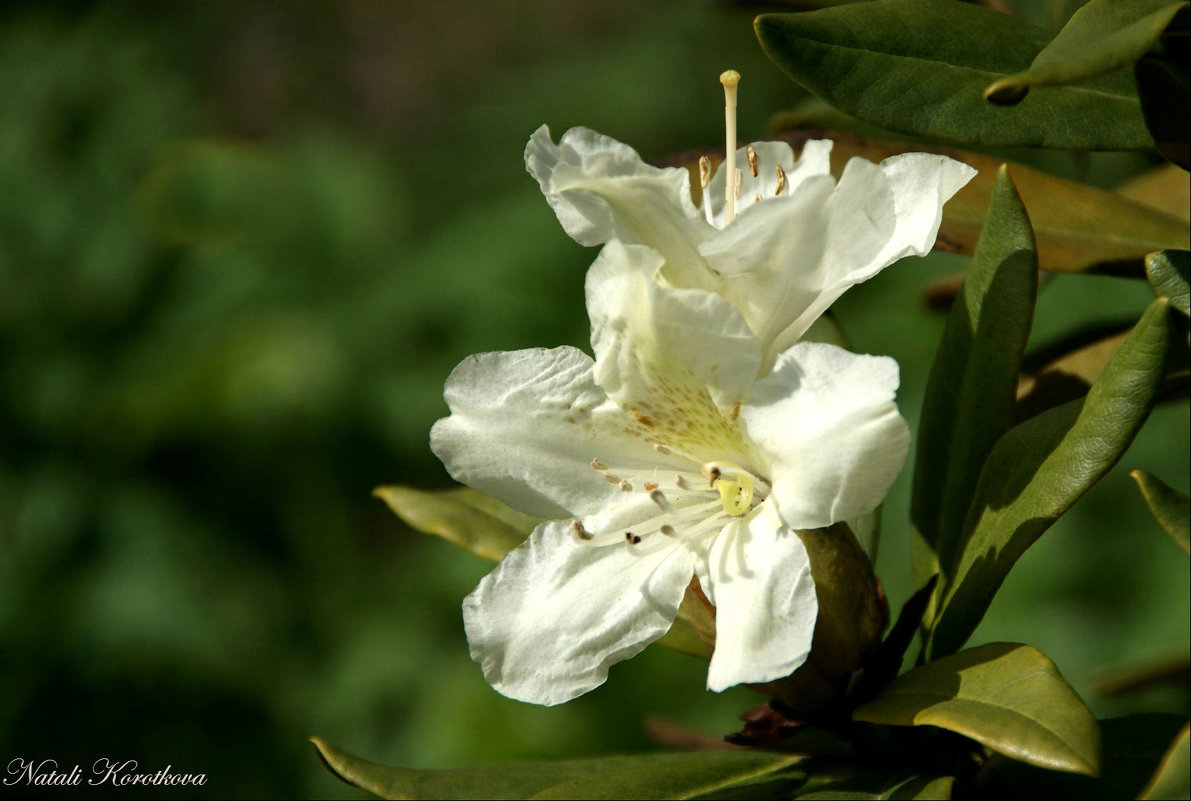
526,126,976,369
431,240,910,706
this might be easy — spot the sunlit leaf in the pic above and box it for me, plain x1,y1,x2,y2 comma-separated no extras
883,775,954,800
775,131,1190,276
373,485,538,562
794,772,953,800
928,299,1174,659
984,0,1188,104
1140,724,1190,799
911,167,1037,590
1145,250,1191,316
1131,469,1191,552
310,737,806,800
854,643,1099,776
977,714,1186,799
755,0,1152,150
1117,164,1191,222
1014,328,1130,422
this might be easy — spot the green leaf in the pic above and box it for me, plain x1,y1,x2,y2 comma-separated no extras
374,485,539,562
984,0,1188,104
1140,724,1190,800
1131,469,1191,552
310,737,806,800
755,0,1152,150
883,776,954,800
775,131,1191,277
927,298,1173,658
1014,327,1131,422
976,714,1186,799
1135,19,1191,169
1116,163,1191,222
1146,250,1191,316
853,643,1100,777
911,167,1037,590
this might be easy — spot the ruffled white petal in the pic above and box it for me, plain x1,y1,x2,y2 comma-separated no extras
430,347,667,519
463,519,696,706
586,241,760,459
741,342,910,530
766,153,977,354
525,125,717,291
702,502,817,691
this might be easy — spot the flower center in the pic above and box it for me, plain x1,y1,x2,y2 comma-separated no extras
573,445,769,550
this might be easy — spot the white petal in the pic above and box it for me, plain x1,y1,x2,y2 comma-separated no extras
586,241,759,459
769,153,976,352
525,125,716,290
430,347,665,519
702,502,817,691
741,342,910,530
463,519,696,706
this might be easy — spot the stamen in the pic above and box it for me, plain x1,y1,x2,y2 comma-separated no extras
698,156,711,189
720,70,740,224
571,519,593,541
603,472,622,484
676,475,693,491
704,464,723,487
650,489,672,512
591,458,608,471
735,169,742,200
619,480,633,492
643,481,659,491
775,165,787,196
625,532,642,545
654,443,672,456
660,524,677,537
746,144,759,177
753,194,761,204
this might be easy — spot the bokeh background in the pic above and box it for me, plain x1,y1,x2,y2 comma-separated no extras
0,1,1186,798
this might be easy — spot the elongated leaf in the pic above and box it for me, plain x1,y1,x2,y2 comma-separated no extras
374,485,539,562
1136,46,1191,168
310,737,805,801
1146,250,1191,316
1116,163,1191,221
911,168,1037,589
883,775,954,800
928,298,1173,659
1140,724,1190,799
1131,469,1191,552
854,643,1099,776
985,0,1188,104
755,0,1152,150
775,131,1191,276
794,773,953,800
1014,329,1130,422
977,714,1185,799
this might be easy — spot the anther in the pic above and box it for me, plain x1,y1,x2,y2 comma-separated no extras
571,520,593,541
746,145,759,177
603,472,622,484
753,194,761,204
619,480,633,492
644,481,659,491
698,156,711,190
775,165,787,196
591,458,608,471
650,489,672,512
676,475,693,491
660,524,677,537
707,465,723,487
654,443,672,456
625,532,642,545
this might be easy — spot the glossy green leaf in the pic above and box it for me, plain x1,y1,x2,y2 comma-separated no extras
911,168,1037,589
310,737,806,801
854,643,1099,776
1140,724,1190,799
1131,469,1191,552
774,131,1190,277
928,299,1173,658
984,0,1188,104
1146,250,1191,316
755,0,1152,150
1014,328,1131,422
883,776,954,800
374,485,539,562
976,714,1186,799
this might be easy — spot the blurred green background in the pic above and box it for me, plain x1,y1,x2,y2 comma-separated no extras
0,1,1186,798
